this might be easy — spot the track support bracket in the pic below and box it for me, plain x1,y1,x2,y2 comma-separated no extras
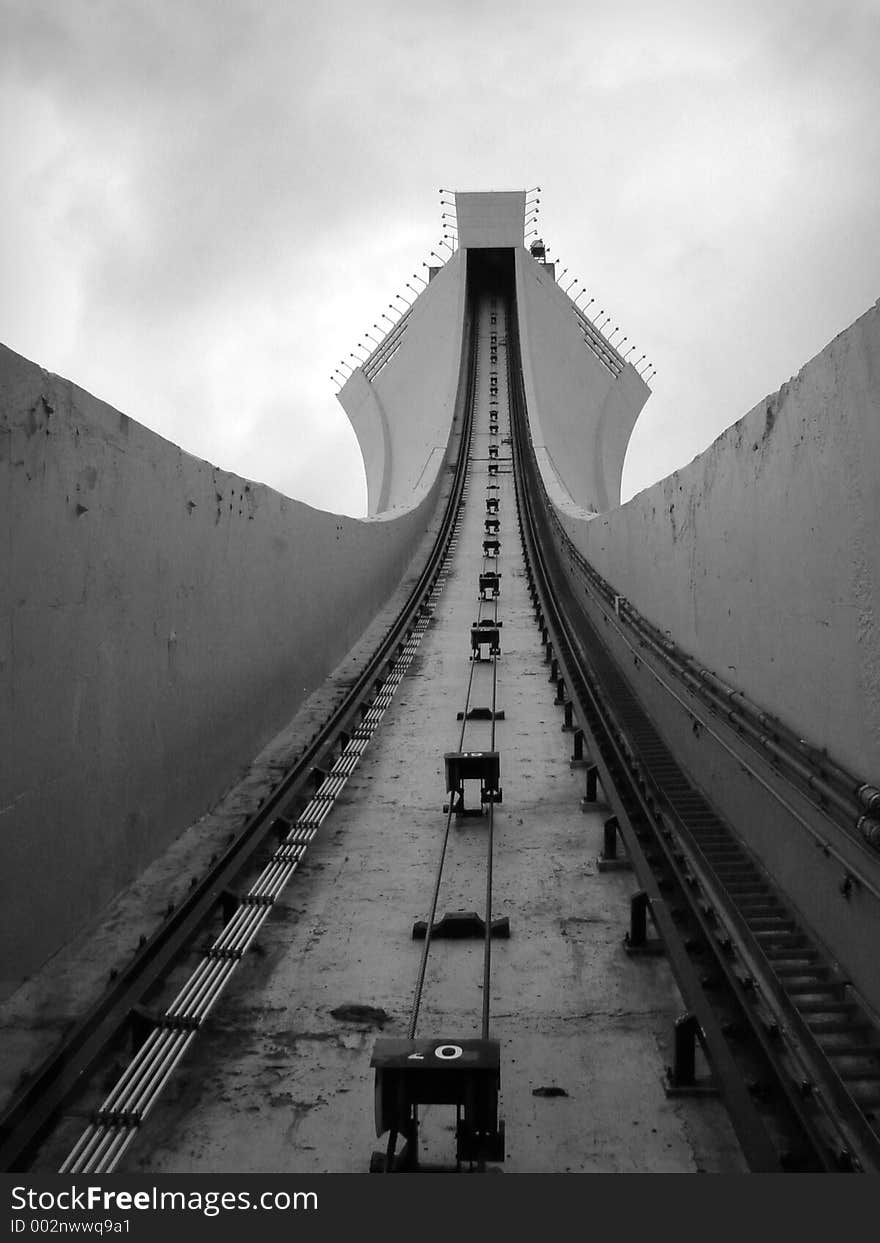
664,1013,719,1097
412,911,510,940
624,891,665,956
597,816,632,872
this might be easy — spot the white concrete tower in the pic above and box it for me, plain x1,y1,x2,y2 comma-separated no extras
337,190,650,519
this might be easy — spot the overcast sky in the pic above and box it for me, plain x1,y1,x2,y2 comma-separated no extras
2,0,878,517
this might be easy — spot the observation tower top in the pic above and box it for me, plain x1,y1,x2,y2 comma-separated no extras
454,190,526,249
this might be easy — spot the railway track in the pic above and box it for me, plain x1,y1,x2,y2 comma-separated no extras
369,292,507,1172
3,254,878,1174
0,287,480,1175
506,284,880,1172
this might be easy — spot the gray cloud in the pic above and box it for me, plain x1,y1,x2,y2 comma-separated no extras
1,0,878,515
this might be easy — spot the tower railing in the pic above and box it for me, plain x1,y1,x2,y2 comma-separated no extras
570,301,624,378
364,307,411,382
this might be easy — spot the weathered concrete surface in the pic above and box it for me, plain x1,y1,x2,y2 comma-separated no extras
344,235,651,522
550,298,880,782
0,342,451,994
0,460,466,1120
515,246,651,513
338,250,467,514
37,300,745,1174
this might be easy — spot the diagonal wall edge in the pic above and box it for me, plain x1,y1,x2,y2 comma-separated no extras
0,299,464,992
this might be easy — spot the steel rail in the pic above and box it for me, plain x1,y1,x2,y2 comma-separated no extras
507,291,880,1172
406,553,476,1041
482,646,499,1041
384,295,500,1176
407,295,500,1043
62,566,453,1172
60,304,488,1173
506,320,785,1172
481,298,504,1043
0,271,479,1175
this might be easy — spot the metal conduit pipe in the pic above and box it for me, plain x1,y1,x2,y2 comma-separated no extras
100,1035,174,1111
176,958,229,1012
547,505,879,851
600,562,880,852
170,959,227,1016
612,599,865,824
67,1128,109,1174
694,662,864,794
96,1128,138,1174
623,604,880,843
59,1125,97,1174
135,1036,197,1123
98,1030,163,1114
592,545,855,795
126,1033,189,1117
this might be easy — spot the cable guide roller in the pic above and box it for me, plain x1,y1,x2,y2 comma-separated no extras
371,1038,505,1169
444,750,502,814
479,571,500,599
471,620,501,659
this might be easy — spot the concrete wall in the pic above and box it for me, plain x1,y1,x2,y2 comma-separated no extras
339,250,467,514
550,298,880,782
0,342,448,992
515,247,650,512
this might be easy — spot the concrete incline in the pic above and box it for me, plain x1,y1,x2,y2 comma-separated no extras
70,298,745,1173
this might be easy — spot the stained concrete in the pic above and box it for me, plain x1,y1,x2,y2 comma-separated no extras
38,299,744,1174
524,298,880,1012
0,407,469,1121
550,298,880,783
0,341,450,994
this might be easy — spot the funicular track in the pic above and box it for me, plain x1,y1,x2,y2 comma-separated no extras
5,250,879,1177
505,285,880,1173
0,270,482,1175
369,282,510,1173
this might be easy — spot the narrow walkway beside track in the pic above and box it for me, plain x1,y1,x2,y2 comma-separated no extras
32,294,745,1173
